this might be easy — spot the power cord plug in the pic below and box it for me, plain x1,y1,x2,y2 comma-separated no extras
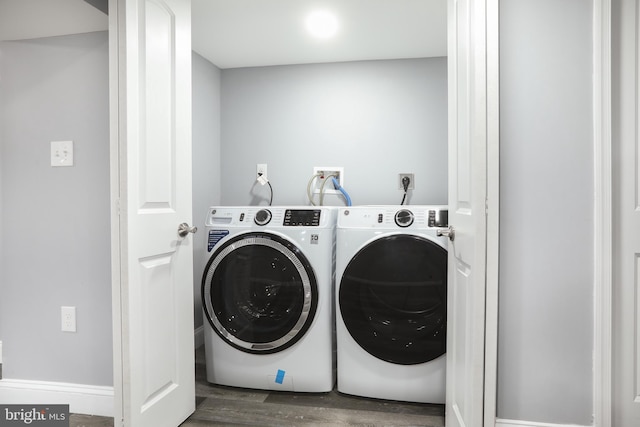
256,172,273,206
257,172,268,185
402,176,411,192
401,176,411,205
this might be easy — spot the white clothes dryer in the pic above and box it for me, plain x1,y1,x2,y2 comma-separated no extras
335,205,448,404
201,206,337,392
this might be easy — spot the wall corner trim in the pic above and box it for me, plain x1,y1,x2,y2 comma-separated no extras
593,0,613,426
496,419,591,427
0,379,113,417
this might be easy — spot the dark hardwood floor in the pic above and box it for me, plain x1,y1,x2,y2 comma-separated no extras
70,346,445,427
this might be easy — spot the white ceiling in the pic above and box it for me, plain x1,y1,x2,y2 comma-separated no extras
0,0,447,69
192,0,447,69
0,0,108,42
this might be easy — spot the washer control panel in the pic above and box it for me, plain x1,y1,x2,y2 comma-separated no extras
283,209,321,226
205,207,335,229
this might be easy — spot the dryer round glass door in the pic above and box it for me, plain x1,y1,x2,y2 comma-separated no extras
339,234,447,365
202,233,318,354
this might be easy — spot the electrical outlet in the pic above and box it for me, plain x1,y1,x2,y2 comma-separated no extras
256,163,268,181
61,306,77,332
51,140,74,167
399,173,415,190
313,166,344,194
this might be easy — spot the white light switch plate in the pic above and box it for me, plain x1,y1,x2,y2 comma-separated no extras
51,140,74,167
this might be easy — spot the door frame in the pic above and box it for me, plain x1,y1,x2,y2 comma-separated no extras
485,0,500,424
108,0,123,423
594,0,613,426
108,1,502,425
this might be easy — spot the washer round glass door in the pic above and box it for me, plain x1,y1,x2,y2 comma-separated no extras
339,234,447,365
202,233,318,354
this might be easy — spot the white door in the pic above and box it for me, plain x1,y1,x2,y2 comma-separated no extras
109,0,195,426
445,0,488,425
613,0,640,424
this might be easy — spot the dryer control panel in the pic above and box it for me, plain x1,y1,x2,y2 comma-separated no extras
338,206,448,229
428,209,448,227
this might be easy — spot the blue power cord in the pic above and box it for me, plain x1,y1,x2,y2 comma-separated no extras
331,177,352,206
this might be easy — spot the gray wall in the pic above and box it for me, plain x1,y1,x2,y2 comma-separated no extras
0,37,223,385
192,52,221,330
220,58,448,206
498,0,594,424
0,32,112,385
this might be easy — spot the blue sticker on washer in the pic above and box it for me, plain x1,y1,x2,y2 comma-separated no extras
208,230,229,252
275,369,286,384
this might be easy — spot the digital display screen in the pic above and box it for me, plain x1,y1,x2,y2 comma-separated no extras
283,209,321,226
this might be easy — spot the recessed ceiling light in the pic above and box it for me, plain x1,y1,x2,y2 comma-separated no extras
305,10,338,39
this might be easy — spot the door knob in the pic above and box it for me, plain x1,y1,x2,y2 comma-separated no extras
178,223,197,237
437,226,455,241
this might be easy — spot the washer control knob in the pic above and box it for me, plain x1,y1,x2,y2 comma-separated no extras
254,209,272,226
394,209,414,227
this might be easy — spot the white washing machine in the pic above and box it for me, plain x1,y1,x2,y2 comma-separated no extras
201,206,337,392
335,205,448,404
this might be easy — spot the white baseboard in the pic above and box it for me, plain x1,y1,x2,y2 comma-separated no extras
194,324,204,348
0,326,203,418
496,419,590,427
0,379,113,417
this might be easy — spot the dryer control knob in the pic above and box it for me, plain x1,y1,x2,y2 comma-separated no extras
254,209,272,226
394,209,414,227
